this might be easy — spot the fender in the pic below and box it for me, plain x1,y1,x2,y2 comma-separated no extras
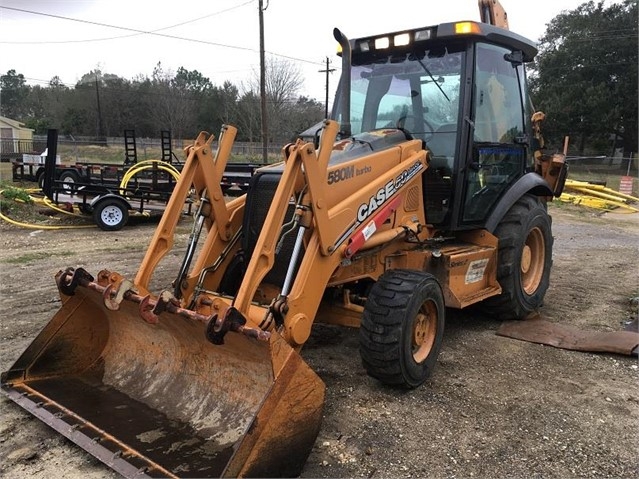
90,193,133,211
484,172,552,233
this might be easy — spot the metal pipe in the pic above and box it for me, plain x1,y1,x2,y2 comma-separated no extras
333,28,351,138
280,226,306,297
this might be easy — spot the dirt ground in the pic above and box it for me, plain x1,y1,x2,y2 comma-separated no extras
0,203,637,479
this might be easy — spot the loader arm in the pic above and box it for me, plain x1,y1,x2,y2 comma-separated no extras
219,121,428,346
279,129,428,345
135,126,238,291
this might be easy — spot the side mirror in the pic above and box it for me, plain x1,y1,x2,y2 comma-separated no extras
504,50,524,66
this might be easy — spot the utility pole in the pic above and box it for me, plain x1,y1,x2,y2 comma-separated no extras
94,71,104,142
318,57,335,119
258,0,268,163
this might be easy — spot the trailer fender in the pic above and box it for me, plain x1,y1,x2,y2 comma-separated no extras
485,172,553,234
89,193,132,210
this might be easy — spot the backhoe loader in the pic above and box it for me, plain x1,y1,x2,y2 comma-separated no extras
1,1,567,477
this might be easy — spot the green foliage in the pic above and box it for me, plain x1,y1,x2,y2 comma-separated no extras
530,0,638,157
1,186,34,204
1,56,324,144
24,117,52,135
0,69,29,119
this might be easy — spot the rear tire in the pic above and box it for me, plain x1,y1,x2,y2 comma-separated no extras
37,171,46,189
360,270,445,388
93,198,129,231
483,194,552,319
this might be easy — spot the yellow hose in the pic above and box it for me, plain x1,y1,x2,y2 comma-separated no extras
565,179,638,200
119,160,180,196
559,192,639,213
0,209,95,229
0,188,95,229
39,196,84,217
133,159,180,176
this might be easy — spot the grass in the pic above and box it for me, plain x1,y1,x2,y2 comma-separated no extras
567,165,638,197
0,182,37,218
4,250,74,264
57,144,166,165
54,143,279,166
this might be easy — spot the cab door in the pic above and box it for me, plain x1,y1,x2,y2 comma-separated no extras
460,42,529,224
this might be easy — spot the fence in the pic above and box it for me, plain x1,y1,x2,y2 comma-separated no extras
566,155,638,195
0,139,47,161
28,135,283,164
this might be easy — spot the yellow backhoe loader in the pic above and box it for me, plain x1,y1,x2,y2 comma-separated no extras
1,1,567,477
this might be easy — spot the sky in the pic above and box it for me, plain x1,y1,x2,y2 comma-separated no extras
0,0,595,106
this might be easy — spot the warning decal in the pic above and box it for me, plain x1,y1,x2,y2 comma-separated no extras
465,258,489,284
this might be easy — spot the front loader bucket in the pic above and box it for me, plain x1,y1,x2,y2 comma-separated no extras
1,272,325,478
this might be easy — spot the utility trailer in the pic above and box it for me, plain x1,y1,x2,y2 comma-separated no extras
34,130,265,230
12,130,263,199
34,130,183,231
11,130,180,189
220,162,263,196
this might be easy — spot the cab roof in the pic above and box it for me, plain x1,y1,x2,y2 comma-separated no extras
348,20,538,62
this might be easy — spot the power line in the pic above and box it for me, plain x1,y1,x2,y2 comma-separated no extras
0,5,255,53
542,34,638,44
0,5,326,67
0,0,256,45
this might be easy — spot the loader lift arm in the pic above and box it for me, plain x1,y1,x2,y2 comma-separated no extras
135,126,241,294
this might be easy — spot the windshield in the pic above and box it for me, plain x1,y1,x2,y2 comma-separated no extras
337,46,464,161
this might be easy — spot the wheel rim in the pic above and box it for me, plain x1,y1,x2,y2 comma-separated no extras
61,176,75,192
100,205,123,226
412,300,438,363
521,226,545,295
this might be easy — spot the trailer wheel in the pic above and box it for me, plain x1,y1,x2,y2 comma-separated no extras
483,194,552,319
360,270,445,388
59,170,81,192
93,198,129,231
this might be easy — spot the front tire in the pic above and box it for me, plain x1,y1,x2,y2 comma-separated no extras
483,194,552,319
360,270,445,388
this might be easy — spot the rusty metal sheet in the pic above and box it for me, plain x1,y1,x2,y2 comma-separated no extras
496,319,639,356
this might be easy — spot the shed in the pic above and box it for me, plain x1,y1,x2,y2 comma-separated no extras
0,116,35,160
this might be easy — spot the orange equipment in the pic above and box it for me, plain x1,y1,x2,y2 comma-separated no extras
1,1,566,477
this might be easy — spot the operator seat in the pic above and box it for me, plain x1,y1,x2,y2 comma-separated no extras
426,123,457,168
423,123,457,224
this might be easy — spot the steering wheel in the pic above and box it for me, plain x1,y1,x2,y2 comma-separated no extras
397,114,435,141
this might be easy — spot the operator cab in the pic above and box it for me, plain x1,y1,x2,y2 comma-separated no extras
331,21,538,230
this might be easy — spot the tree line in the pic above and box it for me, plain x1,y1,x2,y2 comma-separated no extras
530,0,637,158
1,58,326,145
2,0,637,157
